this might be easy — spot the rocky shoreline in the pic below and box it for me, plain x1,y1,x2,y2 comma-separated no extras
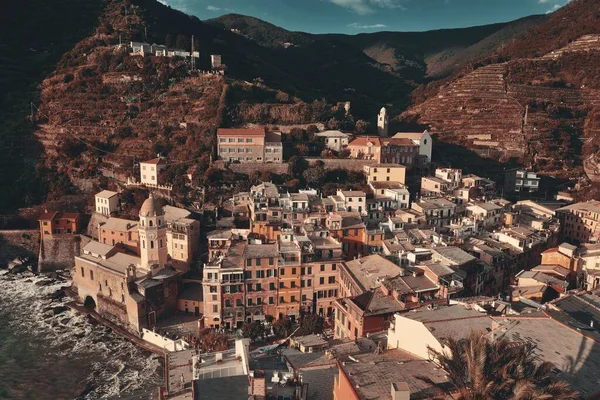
0,269,162,399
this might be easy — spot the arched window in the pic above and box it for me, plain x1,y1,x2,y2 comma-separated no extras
150,240,154,249
149,220,153,227
142,240,145,249
141,220,144,227
158,219,161,226
160,239,163,247
424,138,428,145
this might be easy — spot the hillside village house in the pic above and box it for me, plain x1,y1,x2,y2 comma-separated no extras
74,195,186,332
39,211,81,239
217,128,283,163
314,130,351,152
392,130,432,164
95,190,119,216
347,137,419,165
505,168,540,193
139,158,167,186
363,164,406,184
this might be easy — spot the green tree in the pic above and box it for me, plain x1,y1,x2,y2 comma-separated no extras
428,332,578,400
272,317,293,338
303,166,326,187
242,321,266,342
287,156,308,177
299,314,324,335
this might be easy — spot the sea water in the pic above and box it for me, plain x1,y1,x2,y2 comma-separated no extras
0,271,161,399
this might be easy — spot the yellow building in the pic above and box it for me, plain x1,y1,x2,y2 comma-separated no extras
363,164,406,184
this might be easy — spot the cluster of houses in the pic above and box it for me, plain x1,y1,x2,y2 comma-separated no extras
34,110,600,399
127,41,224,70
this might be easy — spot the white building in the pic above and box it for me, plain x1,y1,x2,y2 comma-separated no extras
393,130,432,164
95,190,119,216
139,158,167,186
377,107,389,137
336,190,366,214
314,130,351,152
505,169,540,193
211,54,222,69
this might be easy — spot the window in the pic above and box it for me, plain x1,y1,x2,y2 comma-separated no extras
219,138,226,143
150,241,154,249
291,296,296,303
307,279,312,287
212,295,217,301
256,258,262,266
329,276,336,284
246,259,252,267
279,282,284,289
213,305,218,313
246,138,253,143
270,282,276,290
280,296,284,303
81,267,85,277
247,298,253,306
256,283,262,291
257,298,262,305
280,268,285,276
237,138,244,143
302,295,307,302
320,277,325,285
308,267,312,275
237,299,243,306
269,297,274,304
300,280,305,288
225,299,231,307
291,281,296,288
210,286,217,293
292,268,296,274
269,257,274,265
247,284,253,292
90,271,94,281
332,264,337,271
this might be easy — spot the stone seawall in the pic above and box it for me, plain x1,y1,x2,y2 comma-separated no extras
215,158,374,175
39,234,92,272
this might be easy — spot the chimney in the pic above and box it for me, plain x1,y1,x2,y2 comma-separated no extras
391,382,410,400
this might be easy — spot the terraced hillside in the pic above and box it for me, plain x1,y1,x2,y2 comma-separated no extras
403,0,600,179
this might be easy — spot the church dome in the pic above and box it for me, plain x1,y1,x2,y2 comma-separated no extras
139,194,164,217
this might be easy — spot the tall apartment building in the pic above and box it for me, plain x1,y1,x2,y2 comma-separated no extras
217,128,283,163
557,200,600,243
505,168,540,193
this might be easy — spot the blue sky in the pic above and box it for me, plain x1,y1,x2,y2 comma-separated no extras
158,0,571,34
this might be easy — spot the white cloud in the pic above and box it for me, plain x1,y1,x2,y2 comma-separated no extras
158,0,191,13
538,0,551,3
329,0,405,15
207,5,235,12
545,4,561,13
347,22,387,29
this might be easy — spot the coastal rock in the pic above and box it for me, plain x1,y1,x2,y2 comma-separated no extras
48,289,66,300
53,306,68,315
36,279,55,286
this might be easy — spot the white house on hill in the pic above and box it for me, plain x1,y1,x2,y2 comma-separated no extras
393,130,432,164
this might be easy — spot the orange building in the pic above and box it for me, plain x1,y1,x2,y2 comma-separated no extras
277,240,302,321
98,217,140,254
327,211,366,260
39,211,81,238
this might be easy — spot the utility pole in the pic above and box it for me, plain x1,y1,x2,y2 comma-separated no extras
191,35,195,70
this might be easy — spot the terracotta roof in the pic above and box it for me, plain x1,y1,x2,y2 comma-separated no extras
141,157,166,165
217,128,266,137
39,211,79,221
393,132,426,140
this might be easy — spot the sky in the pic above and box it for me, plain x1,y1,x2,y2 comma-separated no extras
157,0,572,34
